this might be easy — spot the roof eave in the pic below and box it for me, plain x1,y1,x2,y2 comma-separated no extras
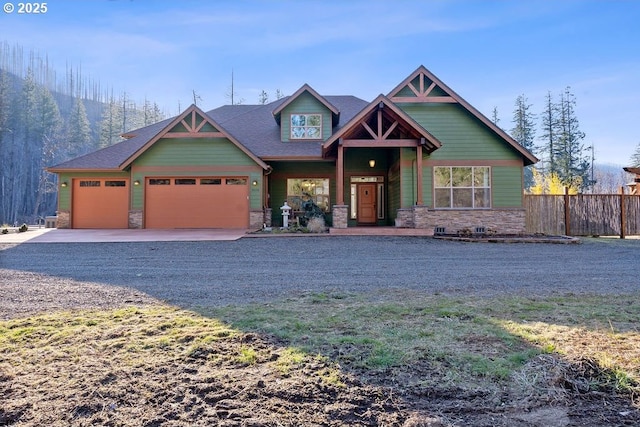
272,84,340,121
389,65,538,166
47,167,124,173
322,94,443,155
118,104,270,171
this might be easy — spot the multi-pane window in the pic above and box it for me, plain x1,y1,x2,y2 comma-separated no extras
434,166,491,208
290,114,322,139
286,178,330,212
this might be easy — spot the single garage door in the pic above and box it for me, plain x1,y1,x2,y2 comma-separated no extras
145,177,249,228
72,179,129,228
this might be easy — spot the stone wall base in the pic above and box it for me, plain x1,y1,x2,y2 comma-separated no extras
395,208,414,228
332,205,349,229
250,210,265,230
128,210,143,229
398,206,527,234
56,210,70,229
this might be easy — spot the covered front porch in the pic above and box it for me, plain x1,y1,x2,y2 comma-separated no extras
322,95,442,229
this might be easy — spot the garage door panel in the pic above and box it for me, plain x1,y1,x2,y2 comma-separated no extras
145,177,249,228
72,179,129,229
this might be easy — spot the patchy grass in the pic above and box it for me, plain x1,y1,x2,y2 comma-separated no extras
2,292,640,426
203,291,640,394
1,306,390,426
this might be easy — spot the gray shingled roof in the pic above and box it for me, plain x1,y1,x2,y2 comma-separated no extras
49,95,369,170
48,118,173,170
208,95,369,159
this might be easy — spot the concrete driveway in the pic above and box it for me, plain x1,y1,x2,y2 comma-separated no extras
0,228,248,243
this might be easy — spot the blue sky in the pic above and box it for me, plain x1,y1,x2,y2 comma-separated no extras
2,0,639,165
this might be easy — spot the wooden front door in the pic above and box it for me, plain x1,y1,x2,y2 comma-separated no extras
357,183,377,224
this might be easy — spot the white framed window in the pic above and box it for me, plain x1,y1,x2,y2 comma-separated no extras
434,166,491,209
290,114,322,139
286,178,330,212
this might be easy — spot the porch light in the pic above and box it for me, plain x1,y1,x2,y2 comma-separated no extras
369,159,376,168
61,182,68,188
252,180,258,186
134,180,141,186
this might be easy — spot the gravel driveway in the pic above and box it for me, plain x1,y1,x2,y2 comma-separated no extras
1,236,639,318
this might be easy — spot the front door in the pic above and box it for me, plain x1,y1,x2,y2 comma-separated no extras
357,183,377,224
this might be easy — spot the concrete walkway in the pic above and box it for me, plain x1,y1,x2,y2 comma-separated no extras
0,228,248,243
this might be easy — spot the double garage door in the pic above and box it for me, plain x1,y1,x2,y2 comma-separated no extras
145,177,249,229
71,177,249,229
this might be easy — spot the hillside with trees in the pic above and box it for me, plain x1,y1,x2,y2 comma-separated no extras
0,42,164,225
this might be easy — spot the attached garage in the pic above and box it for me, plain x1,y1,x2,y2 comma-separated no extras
144,177,249,228
72,179,129,228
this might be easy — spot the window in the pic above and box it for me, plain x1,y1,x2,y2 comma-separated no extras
105,181,126,187
149,179,170,185
290,114,322,139
286,178,330,212
434,166,491,209
175,178,196,185
79,180,100,187
226,178,247,185
200,178,222,185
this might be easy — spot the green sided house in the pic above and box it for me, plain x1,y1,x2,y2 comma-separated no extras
48,66,537,233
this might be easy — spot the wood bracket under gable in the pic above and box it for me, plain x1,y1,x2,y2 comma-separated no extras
390,71,457,104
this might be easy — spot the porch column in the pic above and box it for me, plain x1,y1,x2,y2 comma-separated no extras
416,142,423,205
336,140,345,205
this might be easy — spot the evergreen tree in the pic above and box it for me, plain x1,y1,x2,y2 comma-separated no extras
99,92,123,148
491,106,500,126
65,97,92,158
12,68,40,221
0,68,13,222
142,98,164,126
629,142,640,167
258,90,269,105
511,94,536,189
554,87,591,190
33,84,62,217
540,91,558,175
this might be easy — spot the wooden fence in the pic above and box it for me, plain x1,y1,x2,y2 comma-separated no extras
525,190,640,237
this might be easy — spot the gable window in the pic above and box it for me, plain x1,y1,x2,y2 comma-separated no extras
287,178,330,212
434,166,491,209
290,114,322,140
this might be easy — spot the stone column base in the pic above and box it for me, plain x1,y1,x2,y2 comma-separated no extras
56,210,70,229
250,210,265,230
332,205,349,228
395,208,414,228
128,210,143,229
412,205,430,229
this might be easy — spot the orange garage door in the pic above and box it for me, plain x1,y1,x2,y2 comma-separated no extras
72,179,129,228
145,177,249,228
